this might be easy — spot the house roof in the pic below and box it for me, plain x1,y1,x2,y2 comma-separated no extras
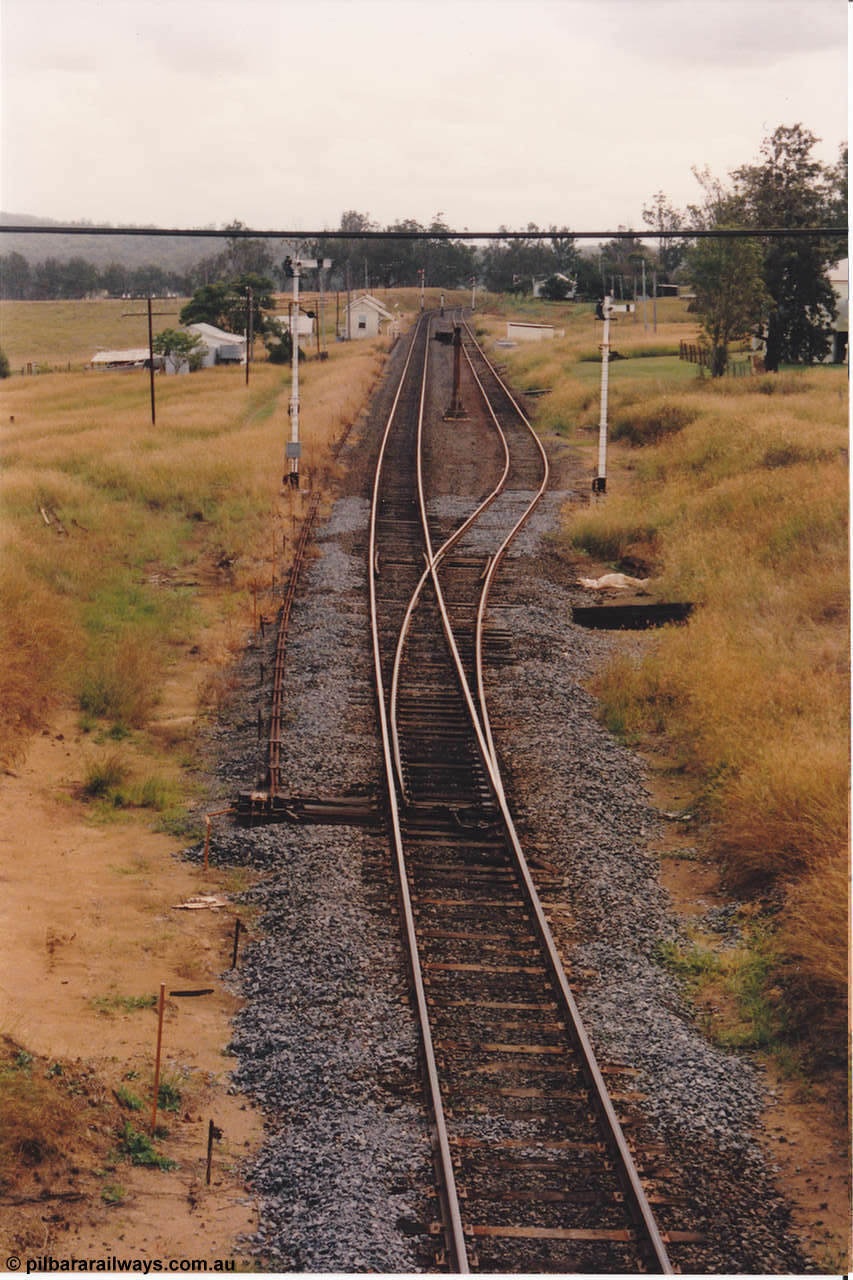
187,322,246,344
91,348,153,364
345,293,393,320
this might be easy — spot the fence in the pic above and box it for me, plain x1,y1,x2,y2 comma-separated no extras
679,341,752,377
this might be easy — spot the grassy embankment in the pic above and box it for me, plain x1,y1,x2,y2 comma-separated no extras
0,297,393,777
478,298,848,1066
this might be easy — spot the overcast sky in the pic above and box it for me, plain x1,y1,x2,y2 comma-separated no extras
0,0,848,233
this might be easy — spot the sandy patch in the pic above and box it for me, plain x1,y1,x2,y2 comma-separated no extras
0,698,263,1266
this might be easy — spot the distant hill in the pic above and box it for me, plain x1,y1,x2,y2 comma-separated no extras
0,213,296,272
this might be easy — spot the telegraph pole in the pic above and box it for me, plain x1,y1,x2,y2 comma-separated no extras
642,257,648,331
345,262,352,339
121,297,176,425
147,297,156,423
288,259,301,485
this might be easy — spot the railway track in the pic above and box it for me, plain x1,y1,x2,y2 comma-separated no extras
369,312,679,1273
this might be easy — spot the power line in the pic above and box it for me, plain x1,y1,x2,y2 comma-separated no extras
0,224,845,241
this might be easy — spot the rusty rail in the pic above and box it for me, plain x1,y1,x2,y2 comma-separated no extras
372,308,673,1272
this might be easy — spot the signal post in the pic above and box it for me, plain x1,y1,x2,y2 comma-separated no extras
593,295,634,494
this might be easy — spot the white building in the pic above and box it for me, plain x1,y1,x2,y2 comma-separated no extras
186,322,247,366
827,259,848,364
344,293,393,339
505,321,565,342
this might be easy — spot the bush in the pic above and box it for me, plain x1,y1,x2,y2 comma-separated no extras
0,349,10,378
81,751,129,799
610,401,697,446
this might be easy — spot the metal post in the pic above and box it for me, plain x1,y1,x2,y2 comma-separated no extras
150,983,166,1134
318,263,325,355
653,268,658,333
147,297,156,425
594,298,611,494
419,268,425,310
445,325,465,418
346,262,351,340
642,258,648,332
245,286,253,386
471,276,476,311
289,261,301,485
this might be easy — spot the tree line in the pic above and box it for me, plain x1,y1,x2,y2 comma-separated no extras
1,124,846,376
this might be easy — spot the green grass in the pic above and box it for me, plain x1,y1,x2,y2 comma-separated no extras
571,354,697,385
117,1122,176,1170
116,1084,143,1111
652,925,786,1052
157,1078,181,1113
91,992,158,1016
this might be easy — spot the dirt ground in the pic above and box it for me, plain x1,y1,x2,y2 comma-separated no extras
0,624,264,1267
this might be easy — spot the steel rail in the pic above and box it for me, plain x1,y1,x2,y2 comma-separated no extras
460,322,551,774
388,350,511,802
367,314,470,1275
414,321,674,1274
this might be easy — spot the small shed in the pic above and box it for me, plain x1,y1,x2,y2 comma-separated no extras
344,293,393,339
505,321,564,343
186,322,247,366
91,348,164,371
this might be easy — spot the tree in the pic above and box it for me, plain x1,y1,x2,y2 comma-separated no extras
262,319,293,364
0,252,31,299
152,328,205,373
0,349,10,378
541,274,571,301
481,225,561,293
642,191,686,276
219,220,274,278
223,273,275,334
821,143,848,268
686,218,768,375
180,282,232,328
599,231,654,300
733,124,838,370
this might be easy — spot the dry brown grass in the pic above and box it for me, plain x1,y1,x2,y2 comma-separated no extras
0,1038,107,1195
0,300,392,761
482,299,849,1053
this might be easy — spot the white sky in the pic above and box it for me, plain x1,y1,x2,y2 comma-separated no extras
0,0,848,232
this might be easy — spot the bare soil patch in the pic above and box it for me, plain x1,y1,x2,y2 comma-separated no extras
0,669,262,1264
